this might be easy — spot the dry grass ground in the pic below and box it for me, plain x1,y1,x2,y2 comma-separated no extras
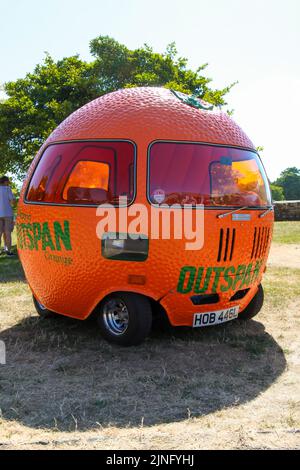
0,222,299,450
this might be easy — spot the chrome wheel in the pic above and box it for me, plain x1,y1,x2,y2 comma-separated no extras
102,299,129,335
98,292,152,346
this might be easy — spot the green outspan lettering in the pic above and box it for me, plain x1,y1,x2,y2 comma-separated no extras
252,260,263,282
33,223,41,250
17,219,72,252
54,221,72,251
220,266,235,292
177,266,196,293
41,222,55,251
211,267,225,293
177,266,196,294
232,265,246,291
176,260,266,295
24,223,34,250
193,268,204,293
194,267,212,294
241,263,253,287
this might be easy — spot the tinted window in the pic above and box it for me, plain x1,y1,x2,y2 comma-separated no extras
63,161,110,203
26,141,135,205
148,142,271,207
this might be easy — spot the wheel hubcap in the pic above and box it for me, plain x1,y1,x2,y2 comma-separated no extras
102,299,129,335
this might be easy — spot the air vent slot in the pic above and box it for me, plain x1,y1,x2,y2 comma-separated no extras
191,294,220,305
251,227,270,259
217,228,236,262
230,288,250,301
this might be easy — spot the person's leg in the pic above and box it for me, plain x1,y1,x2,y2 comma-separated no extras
3,218,13,254
0,219,4,252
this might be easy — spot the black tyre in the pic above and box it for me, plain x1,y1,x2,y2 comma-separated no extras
238,284,264,320
33,295,57,319
97,292,152,346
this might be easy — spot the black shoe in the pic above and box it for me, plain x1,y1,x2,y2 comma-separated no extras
6,251,15,257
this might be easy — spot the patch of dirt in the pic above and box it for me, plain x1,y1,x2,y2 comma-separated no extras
268,243,300,269
0,247,300,449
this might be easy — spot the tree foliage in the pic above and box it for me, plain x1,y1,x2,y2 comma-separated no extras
0,36,234,176
0,54,99,175
89,37,234,100
270,184,284,201
273,167,300,201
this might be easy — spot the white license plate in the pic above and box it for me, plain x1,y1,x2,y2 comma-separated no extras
193,306,239,328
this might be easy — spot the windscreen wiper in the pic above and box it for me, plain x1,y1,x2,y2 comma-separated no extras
259,206,274,218
217,205,274,219
217,206,249,219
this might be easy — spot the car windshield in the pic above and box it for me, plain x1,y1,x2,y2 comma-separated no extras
148,142,271,207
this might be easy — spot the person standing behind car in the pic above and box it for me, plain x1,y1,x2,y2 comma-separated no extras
0,176,16,256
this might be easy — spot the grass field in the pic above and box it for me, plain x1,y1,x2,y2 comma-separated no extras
0,222,299,449
272,221,300,244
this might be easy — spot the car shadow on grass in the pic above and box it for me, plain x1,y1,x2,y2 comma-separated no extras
0,312,286,432
0,246,25,282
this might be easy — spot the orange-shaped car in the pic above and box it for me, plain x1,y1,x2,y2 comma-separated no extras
17,87,274,345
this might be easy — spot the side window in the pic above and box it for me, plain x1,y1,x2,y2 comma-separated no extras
26,152,62,202
26,141,135,205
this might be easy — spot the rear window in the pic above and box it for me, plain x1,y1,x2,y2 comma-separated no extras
26,141,135,205
148,142,271,207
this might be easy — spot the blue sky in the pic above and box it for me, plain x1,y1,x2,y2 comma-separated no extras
1,0,299,180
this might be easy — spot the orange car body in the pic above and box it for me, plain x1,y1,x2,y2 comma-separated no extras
17,87,273,326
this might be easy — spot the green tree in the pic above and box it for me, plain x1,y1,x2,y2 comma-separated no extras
0,36,235,176
270,184,284,201
89,36,234,100
0,54,99,176
274,167,300,200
